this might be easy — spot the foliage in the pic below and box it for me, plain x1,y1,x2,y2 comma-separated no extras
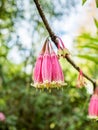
82,0,87,5
75,26,98,79
76,33,98,60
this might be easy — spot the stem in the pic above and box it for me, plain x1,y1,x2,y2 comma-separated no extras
33,0,96,89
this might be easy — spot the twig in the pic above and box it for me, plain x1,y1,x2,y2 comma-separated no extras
33,0,96,89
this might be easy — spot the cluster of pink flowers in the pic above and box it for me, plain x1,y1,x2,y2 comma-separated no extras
32,38,66,89
0,112,5,122
88,86,98,119
32,36,98,119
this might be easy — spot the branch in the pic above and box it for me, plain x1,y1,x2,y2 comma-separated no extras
33,0,96,89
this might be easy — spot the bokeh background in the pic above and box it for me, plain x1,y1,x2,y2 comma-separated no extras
0,0,98,129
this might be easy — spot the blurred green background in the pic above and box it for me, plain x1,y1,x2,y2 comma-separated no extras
0,0,98,129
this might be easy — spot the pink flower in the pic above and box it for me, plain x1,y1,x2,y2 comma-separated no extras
0,112,5,122
42,42,52,83
88,94,98,119
32,38,66,89
51,52,64,83
33,54,43,85
32,40,47,88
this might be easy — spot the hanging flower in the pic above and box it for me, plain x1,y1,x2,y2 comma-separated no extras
32,40,47,88
42,40,52,85
88,86,98,119
50,41,65,87
88,94,98,119
33,54,43,87
51,52,64,82
0,112,5,122
76,70,85,88
32,38,66,89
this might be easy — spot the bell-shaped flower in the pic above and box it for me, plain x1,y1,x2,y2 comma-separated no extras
32,38,66,89
33,54,43,86
88,94,98,119
42,41,52,85
50,41,65,87
51,52,64,81
88,86,98,119
32,40,47,88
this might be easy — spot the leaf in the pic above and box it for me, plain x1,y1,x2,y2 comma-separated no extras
78,34,98,42
94,18,98,28
82,0,87,5
96,0,98,7
77,55,98,64
77,43,98,50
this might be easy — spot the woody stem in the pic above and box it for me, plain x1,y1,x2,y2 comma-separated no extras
33,0,96,89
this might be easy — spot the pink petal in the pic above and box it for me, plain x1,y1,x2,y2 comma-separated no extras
33,54,43,83
88,94,98,117
51,52,64,82
42,53,52,82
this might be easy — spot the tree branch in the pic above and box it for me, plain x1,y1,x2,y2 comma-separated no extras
33,0,96,89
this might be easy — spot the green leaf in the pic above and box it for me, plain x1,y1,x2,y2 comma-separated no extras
96,0,98,7
77,55,98,64
77,43,98,50
82,0,87,5
94,18,98,28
